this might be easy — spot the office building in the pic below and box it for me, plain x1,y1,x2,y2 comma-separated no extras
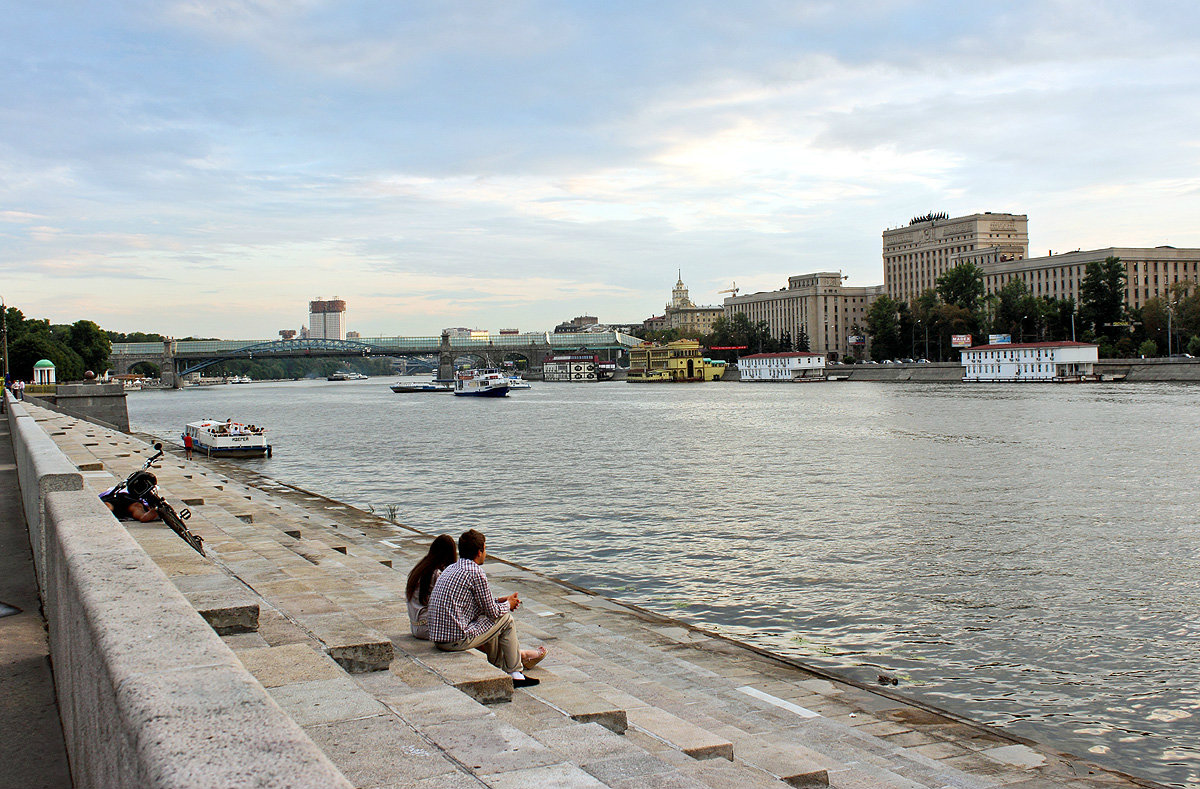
308,298,347,340
723,272,885,359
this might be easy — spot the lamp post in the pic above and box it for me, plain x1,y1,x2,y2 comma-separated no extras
1,294,8,390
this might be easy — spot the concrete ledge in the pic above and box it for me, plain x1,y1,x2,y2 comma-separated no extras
9,401,353,789
184,590,260,635
526,676,628,734
398,636,514,704
627,707,734,760
297,613,394,673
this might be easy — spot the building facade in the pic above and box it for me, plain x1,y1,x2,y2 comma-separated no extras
884,212,1029,303
723,272,884,359
645,274,723,334
961,341,1098,382
627,339,726,382
738,352,827,382
981,247,1200,312
308,298,347,340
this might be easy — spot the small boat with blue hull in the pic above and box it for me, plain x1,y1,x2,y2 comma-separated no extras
454,369,511,397
184,419,272,458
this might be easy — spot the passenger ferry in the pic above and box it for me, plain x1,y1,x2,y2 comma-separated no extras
183,420,272,458
454,369,511,397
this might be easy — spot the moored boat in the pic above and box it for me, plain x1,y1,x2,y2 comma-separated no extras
391,380,453,393
184,420,272,458
506,376,532,390
454,369,510,397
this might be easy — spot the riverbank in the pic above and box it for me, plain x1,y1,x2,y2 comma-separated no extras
9,394,1169,788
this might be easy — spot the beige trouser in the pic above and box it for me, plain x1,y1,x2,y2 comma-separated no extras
435,612,521,674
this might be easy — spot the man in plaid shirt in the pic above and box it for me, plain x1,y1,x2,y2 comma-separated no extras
427,529,547,687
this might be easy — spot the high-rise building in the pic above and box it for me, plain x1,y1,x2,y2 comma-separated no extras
308,298,347,340
724,272,884,358
884,212,1028,302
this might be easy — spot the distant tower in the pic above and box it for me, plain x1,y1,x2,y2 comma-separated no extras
308,298,347,340
668,271,695,311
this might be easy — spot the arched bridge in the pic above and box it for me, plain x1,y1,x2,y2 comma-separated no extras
110,332,642,386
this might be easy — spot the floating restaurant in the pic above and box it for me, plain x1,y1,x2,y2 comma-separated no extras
738,352,828,382
627,339,727,382
961,341,1099,382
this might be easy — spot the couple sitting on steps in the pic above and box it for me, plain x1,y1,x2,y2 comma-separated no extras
406,529,547,688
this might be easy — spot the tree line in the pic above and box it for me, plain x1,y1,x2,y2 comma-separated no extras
863,257,1200,361
1,308,394,383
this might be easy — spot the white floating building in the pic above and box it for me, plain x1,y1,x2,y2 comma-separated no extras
738,352,827,382
961,341,1099,382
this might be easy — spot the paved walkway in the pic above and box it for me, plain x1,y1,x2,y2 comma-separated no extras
0,413,73,789
20,403,1164,789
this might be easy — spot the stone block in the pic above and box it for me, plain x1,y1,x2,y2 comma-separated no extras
268,676,387,727
733,738,832,787
235,643,346,688
304,713,459,787
183,590,260,634
402,638,513,703
527,679,628,733
117,664,352,788
627,707,733,760
484,762,609,789
297,612,394,673
420,717,561,777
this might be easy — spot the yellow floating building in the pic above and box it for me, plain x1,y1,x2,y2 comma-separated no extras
627,339,727,383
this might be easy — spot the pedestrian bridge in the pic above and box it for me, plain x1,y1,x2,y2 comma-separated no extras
110,331,643,385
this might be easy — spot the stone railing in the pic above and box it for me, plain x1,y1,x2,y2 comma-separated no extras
4,390,352,789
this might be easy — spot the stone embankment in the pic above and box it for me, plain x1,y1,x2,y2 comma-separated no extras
8,391,1165,789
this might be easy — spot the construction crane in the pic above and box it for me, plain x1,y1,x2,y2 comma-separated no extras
717,282,739,298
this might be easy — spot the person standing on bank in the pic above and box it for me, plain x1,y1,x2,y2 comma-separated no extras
182,432,194,460
427,529,547,687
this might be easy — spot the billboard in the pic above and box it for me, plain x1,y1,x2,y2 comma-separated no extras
951,334,972,348
848,335,867,346
988,334,1012,345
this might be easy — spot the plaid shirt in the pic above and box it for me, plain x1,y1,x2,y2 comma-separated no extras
426,558,510,644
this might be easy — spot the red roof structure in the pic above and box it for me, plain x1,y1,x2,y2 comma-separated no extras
966,341,1097,351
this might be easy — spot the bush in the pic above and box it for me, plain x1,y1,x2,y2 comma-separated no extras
1188,336,1200,356
1137,339,1159,358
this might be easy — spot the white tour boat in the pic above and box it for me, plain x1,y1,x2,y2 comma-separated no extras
454,369,511,397
184,420,272,458
506,376,532,390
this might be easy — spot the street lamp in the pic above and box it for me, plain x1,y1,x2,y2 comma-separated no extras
1,294,8,390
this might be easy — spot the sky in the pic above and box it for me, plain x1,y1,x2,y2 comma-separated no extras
3,1,1200,338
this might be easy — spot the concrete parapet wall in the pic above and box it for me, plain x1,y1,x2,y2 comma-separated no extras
24,381,130,433
4,391,352,789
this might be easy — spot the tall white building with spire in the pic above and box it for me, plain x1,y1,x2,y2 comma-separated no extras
644,273,723,334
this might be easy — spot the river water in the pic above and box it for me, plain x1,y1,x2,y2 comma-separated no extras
128,378,1200,787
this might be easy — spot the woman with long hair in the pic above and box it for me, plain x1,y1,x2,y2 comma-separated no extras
406,534,457,639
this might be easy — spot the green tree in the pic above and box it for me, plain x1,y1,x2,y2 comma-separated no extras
10,335,84,381
1079,256,1127,334
795,328,810,352
936,263,986,313
68,319,112,373
1188,336,1200,356
865,295,902,360
1139,298,1170,352
1138,339,1159,358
